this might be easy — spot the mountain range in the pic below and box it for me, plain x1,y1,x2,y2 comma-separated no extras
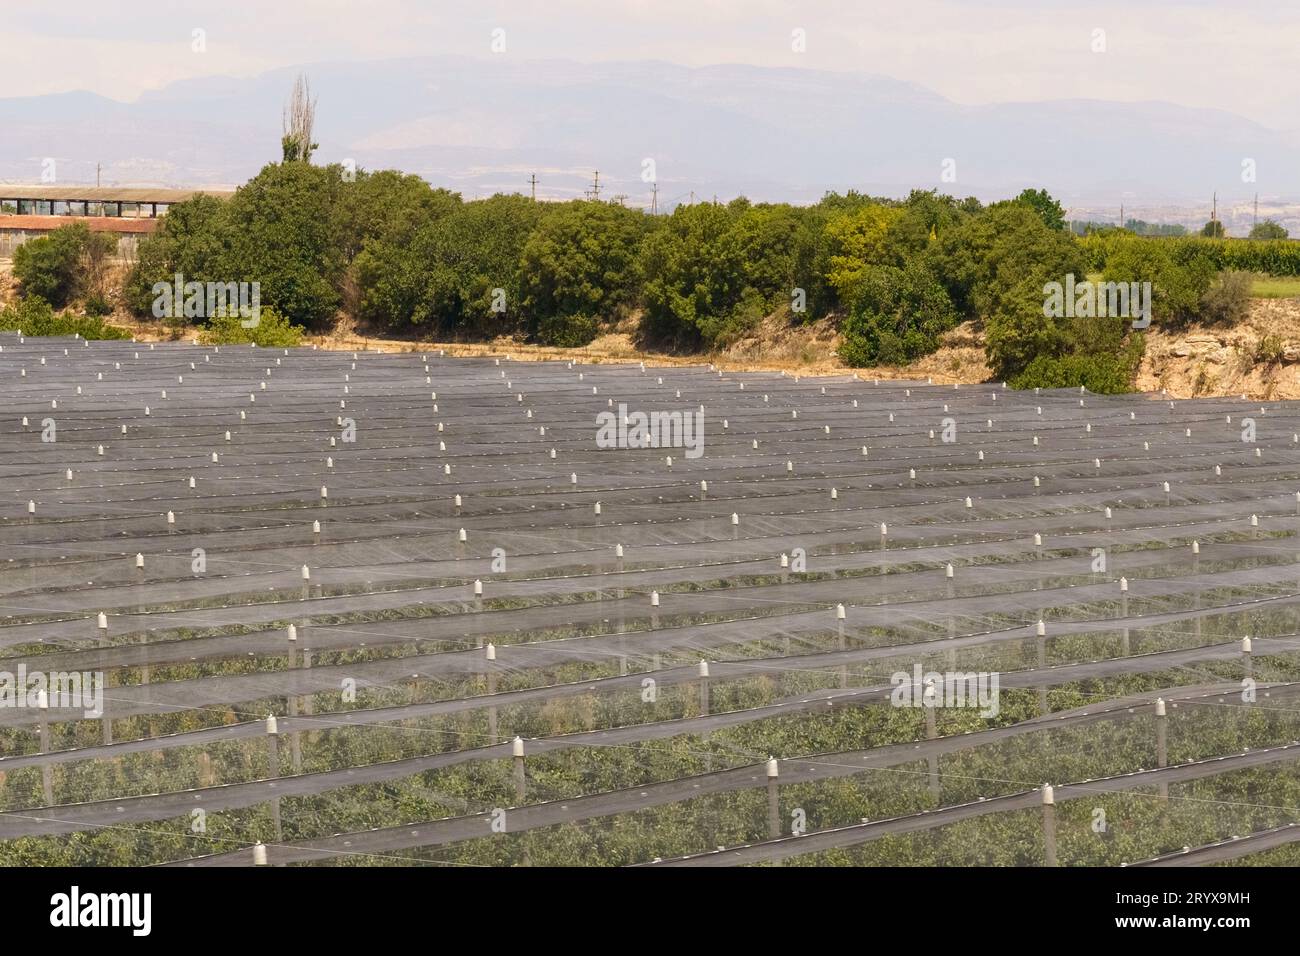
1,56,1295,220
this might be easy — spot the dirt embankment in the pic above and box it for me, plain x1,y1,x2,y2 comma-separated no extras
705,298,1300,398
1135,298,1300,399
293,298,1300,398
8,255,1300,398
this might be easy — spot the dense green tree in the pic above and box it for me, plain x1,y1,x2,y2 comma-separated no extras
1102,240,1215,326
520,200,650,328
123,194,229,316
837,260,958,367
929,201,1083,320
638,201,747,347
211,162,353,328
1015,188,1066,231
1249,219,1288,240
637,199,831,347
1201,219,1226,238
423,193,547,337
891,189,975,254
984,275,1067,380
812,190,893,216
965,204,1109,382
823,203,903,304
338,169,461,260
359,193,544,337
12,222,114,308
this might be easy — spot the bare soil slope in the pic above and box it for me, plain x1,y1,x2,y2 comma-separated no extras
7,254,1300,398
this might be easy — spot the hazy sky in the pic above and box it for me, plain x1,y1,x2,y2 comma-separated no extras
1,1,1294,129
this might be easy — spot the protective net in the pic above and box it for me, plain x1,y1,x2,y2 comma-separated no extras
2,332,1299,866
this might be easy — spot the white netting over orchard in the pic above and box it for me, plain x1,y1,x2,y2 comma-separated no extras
2,332,1300,866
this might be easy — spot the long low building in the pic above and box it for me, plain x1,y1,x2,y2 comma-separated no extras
0,185,234,257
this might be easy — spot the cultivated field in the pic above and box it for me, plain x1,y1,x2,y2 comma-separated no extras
2,333,1300,866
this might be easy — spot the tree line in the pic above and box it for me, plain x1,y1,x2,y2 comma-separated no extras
8,159,1284,390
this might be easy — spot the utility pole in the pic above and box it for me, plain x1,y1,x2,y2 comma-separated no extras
96,162,102,188
1119,203,1124,229
588,170,601,201
528,173,538,201
689,190,695,206
651,182,658,215
1212,191,1218,222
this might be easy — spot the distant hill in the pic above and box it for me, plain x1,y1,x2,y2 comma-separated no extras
1,56,1296,216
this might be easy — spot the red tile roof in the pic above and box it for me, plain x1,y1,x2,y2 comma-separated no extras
0,215,158,233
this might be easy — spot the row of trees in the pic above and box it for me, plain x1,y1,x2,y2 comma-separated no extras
1069,218,1289,240
121,162,988,349
13,159,1251,390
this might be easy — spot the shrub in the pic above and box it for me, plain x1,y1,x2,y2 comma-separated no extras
83,293,113,317
12,223,118,310
1008,345,1142,394
1253,333,1286,364
536,314,599,348
198,307,304,347
0,295,129,339
1199,270,1253,325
